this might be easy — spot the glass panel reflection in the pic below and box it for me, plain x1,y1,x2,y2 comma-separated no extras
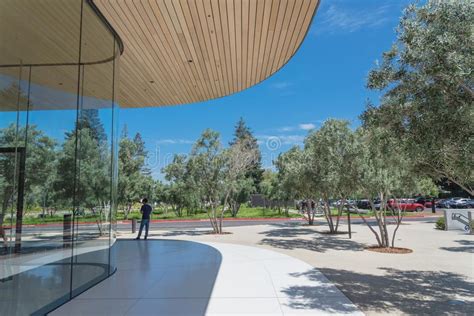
0,1,120,314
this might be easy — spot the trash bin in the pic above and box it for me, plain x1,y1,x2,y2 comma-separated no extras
63,214,72,248
131,219,137,234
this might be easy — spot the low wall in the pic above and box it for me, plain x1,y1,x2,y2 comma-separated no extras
443,209,474,233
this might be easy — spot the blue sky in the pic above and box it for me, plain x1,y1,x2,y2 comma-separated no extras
0,0,413,180
122,0,412,179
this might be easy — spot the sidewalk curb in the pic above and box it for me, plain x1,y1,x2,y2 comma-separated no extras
7,214,441,228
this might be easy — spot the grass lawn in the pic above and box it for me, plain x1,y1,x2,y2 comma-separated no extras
12,206,301,225
126,205,301,220
13,206,432,226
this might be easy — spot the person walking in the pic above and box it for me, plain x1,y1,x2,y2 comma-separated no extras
136,198,152,240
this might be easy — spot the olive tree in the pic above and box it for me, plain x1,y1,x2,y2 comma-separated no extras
188,129,258,234
162,154,196,217
273,158,298,217
304,119,359,232
365,0,474,195
188,130,226,233
275,147,316,224
354,127,434,248
217,137,259,232
259,170,289,215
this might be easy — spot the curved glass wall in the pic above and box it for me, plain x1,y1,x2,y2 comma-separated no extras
0,1,120,314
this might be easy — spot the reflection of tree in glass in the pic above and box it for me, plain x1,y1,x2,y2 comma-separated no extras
74,109,107,145
0,123,56,246
55,111,110,236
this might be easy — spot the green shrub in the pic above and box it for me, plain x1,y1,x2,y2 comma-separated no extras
435,217,446,230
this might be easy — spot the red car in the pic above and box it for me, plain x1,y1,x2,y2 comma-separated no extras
388,199,425,212
415,197,433,208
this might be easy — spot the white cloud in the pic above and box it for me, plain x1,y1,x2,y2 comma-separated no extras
313,3,393,35
299,123,316,130
274,122,317,133
155,139,193,145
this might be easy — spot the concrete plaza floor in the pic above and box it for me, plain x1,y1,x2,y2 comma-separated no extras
123,220,474,315
51,239,362,316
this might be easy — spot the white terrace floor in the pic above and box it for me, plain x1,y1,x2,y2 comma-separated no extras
51,239,363,316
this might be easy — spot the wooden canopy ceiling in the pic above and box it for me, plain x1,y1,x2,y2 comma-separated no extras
95,0,319,108
0,0,319,110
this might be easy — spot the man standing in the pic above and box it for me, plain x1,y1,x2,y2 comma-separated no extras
136,198,152,240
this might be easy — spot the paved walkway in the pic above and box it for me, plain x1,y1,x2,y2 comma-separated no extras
51,240,362,316
137,221,473,315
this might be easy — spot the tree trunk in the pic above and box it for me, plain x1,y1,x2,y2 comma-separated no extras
230,201,240,217
382,194,390,247
306,201,313,225
218,193,230,234
356,208,382,246
366,195,383,247
375,192,388,247
0,208,7,247
92,207,104,236
391,203,405,248
207,199,220,234
334,198,345,233
124,203,132,220
323,197,334,232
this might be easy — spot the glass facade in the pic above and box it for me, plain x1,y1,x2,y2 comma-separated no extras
0,1,120,314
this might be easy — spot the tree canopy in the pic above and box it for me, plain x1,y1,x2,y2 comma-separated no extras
364,0,474,195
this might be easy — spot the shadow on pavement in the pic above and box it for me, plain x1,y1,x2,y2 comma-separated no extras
147,230,213,237
440,239,474,253
259,227,316,238
316,267,474,315
259,235,365,252
258,224,364,253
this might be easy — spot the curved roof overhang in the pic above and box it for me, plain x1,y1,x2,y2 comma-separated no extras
0,0,319,109
94,0,320,108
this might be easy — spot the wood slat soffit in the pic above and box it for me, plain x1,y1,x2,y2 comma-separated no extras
95,0,319,108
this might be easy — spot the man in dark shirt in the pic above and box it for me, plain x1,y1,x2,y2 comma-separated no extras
136,198,152,240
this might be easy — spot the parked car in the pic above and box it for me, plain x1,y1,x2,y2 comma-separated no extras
373,199,382,210
436,199,449,208
356,199,371,210
465,199,474,208
437,197,471,209
387,199,424,212
348,205,369,214
334,199,356,208
415,197,433,208
448,198,471,208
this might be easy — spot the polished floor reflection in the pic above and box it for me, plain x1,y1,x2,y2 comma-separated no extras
51,240,362,315
0,246,111,315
